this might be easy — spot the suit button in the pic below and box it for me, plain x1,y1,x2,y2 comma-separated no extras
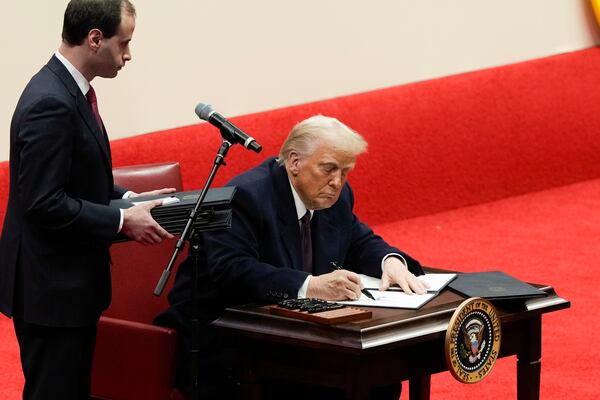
283,293,289,299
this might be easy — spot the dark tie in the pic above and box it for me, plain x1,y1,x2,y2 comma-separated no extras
86,85,103,129
300,211,313,272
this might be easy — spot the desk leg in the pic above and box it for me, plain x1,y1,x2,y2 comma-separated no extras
240,369,260,400
516,316,541,400
344,367,370,400
409,375,431,400
239,351,261,400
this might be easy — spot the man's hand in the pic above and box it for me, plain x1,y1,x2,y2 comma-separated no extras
380,257,429,295
306,270,363,300
121,199,173,245
128,187,177,198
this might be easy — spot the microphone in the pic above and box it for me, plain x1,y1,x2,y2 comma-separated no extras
195,103,262,153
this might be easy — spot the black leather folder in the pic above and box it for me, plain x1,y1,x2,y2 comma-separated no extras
448,270,546,300
110,187,236,242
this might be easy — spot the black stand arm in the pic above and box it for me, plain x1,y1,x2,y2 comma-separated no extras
153,139,232,400
153,139,231,297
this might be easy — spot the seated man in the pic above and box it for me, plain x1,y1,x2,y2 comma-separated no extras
156,115,427,399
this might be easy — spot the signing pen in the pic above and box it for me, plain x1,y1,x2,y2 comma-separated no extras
330,261,376,300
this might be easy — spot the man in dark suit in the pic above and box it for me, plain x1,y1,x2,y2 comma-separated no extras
0,1,174,398
157,115,428,399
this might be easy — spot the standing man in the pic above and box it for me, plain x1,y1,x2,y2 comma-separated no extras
0,1,173,398
158,115,428,399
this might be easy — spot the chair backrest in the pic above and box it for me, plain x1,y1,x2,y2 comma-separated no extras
106,161,183,323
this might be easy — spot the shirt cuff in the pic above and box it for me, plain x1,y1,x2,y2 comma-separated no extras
297,275,312,298
381,253,408,271
118,209,124,233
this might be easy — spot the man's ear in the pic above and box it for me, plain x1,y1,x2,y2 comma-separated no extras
88,29,103,52
287,151,301,176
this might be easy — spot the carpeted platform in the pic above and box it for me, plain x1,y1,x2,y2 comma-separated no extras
0,179,594,398
2,47,598,399
377,178,599,399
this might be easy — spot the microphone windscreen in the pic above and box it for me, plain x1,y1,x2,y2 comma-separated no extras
195,103,213,121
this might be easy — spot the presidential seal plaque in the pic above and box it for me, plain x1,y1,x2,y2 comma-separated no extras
445,297,501,383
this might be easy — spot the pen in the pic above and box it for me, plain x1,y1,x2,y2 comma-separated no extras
330,261,376,300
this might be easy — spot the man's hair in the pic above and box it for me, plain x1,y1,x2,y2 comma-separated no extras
62,0,136,46
278,115,368,166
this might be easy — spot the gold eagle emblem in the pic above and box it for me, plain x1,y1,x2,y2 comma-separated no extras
462,318,486,363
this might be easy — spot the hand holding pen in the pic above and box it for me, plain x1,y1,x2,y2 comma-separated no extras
305,264,365,301
330,261,376,300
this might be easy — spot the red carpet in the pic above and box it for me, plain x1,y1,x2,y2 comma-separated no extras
0,179,595,398
380,178,599,399
0,315,23,399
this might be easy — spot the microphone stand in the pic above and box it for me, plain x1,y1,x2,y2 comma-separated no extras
154,138,232,400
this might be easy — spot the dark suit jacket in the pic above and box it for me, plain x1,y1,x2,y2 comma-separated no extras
0,56,125,328
162,157,423,323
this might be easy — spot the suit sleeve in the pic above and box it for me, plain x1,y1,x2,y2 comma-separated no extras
204,185,308,302
343,186,423,277
112,184,128,199
16,96,120,240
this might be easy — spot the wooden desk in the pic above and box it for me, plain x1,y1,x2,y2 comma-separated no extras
213,284,569,400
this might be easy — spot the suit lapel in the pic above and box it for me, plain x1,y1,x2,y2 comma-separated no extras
272,162,303,270
46,56,113,172
76,95,112,165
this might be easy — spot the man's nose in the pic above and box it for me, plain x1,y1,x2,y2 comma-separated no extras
329,171,343,187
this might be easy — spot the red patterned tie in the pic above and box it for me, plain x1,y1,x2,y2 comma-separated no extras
86,85,103,129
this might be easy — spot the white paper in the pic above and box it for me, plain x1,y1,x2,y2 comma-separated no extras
339,291,436,309
337,273,456,309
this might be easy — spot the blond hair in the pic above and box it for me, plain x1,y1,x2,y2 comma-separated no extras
278,115,367,165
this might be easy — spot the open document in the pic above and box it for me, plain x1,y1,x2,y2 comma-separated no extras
339,273,456,309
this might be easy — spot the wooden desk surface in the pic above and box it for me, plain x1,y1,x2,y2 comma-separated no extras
213,284,569,353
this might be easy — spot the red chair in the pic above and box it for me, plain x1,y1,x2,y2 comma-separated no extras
90,162,185,400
